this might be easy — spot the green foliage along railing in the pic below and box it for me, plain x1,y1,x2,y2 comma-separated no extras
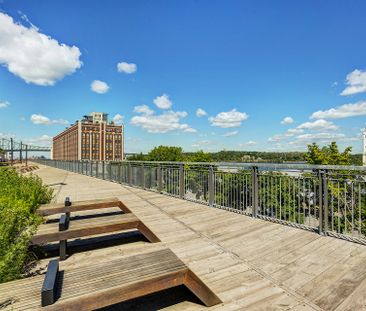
0,168,53,283
36,159,366,245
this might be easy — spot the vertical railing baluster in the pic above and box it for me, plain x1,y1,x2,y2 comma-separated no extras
252,166,258,218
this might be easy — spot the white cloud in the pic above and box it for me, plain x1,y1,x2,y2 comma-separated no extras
117,62,137,74
24,134,52,146
0,132,15,139
192,140,211,148
0,12,82,86
281,116,294,125
153,94,172,109
112,113,124,125
0,100,10,108
297,119,338,131
209,109,248,128
91,80,110,94
30,114,68,125
268,134,285,142
131,105,196,133
133,105,154,116
341,69,366,96
296,132,346,141
286,128,304,136
239,140,257,147
196,108,207,117
222,130,238,137
310,101,366,119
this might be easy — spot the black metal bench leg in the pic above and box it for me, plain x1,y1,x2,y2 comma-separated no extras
60,240,67,261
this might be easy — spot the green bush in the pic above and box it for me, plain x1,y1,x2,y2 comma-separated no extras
0,168,53,283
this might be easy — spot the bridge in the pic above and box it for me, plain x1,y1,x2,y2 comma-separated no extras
0,137,51,165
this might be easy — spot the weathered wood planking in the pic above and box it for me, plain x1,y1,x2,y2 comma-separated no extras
31,213,160,245
29,164,366,310
38,197,132,216
0,249,221,310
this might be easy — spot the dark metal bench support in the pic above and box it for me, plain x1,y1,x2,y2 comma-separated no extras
59,214,69,261
41,259,59,307
60,240,67,261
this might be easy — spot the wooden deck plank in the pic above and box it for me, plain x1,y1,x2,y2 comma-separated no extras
20,164,366,311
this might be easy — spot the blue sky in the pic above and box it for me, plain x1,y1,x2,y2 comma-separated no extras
1,1,366,154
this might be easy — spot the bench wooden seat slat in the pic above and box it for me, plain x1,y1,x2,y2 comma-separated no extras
38,197,131,216
31,213,140,244
0,249,221,310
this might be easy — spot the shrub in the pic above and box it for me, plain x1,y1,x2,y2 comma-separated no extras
0,168,53,283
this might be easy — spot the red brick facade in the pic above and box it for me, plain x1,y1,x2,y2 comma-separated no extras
53,121,124,161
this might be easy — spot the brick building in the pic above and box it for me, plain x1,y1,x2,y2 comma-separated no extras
53,112,124,161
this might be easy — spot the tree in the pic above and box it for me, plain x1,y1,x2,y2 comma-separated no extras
305,142,352,165
129,153,146,161
147,145,184,162
187,150,212,163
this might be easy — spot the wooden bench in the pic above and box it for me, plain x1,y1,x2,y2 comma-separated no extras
37,197,132,216
31,213,160,260
0,249,222,310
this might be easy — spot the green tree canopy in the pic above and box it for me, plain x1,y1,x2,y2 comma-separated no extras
128,152,146,161
187,150,212,163
305,142,352,165
147,145,184,162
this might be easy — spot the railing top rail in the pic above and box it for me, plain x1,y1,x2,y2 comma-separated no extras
73,159,366,172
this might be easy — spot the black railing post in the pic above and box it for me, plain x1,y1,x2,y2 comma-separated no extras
251,166,259,218
128,163,132,185
318,170,324,235
208,165,214,207
25,145,28,166
140,164,145,188
179,164,185,199
157,164,162,193
108,162,112,181
10,138,13,166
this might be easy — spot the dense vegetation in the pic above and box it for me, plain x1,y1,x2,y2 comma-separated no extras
0,168,53,283
129,145,362,165
129,143,365,238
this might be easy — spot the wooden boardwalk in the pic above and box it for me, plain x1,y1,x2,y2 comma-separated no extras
19,164,366,310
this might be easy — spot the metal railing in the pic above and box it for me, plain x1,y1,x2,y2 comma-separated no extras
35,159,366,245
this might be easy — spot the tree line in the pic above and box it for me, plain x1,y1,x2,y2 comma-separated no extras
128,143,362,165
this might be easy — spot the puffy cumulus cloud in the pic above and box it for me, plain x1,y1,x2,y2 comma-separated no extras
286,128,304,136
0,100,10,108
90,80,110,94
0,12,82,86
297,119,338,131
117,62,137,74
24,134,52,145
133,105,154,116
296,133,346,142
209,109,248,128
112,113,124,125
153,94,172,109
196,108,207,117
310,101,366,119
131,105,196,133
281,116,294,125
341,69,366,96
30,114,68,125
222,130,238,137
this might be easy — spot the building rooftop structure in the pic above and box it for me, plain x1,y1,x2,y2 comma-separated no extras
52,112,124,161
